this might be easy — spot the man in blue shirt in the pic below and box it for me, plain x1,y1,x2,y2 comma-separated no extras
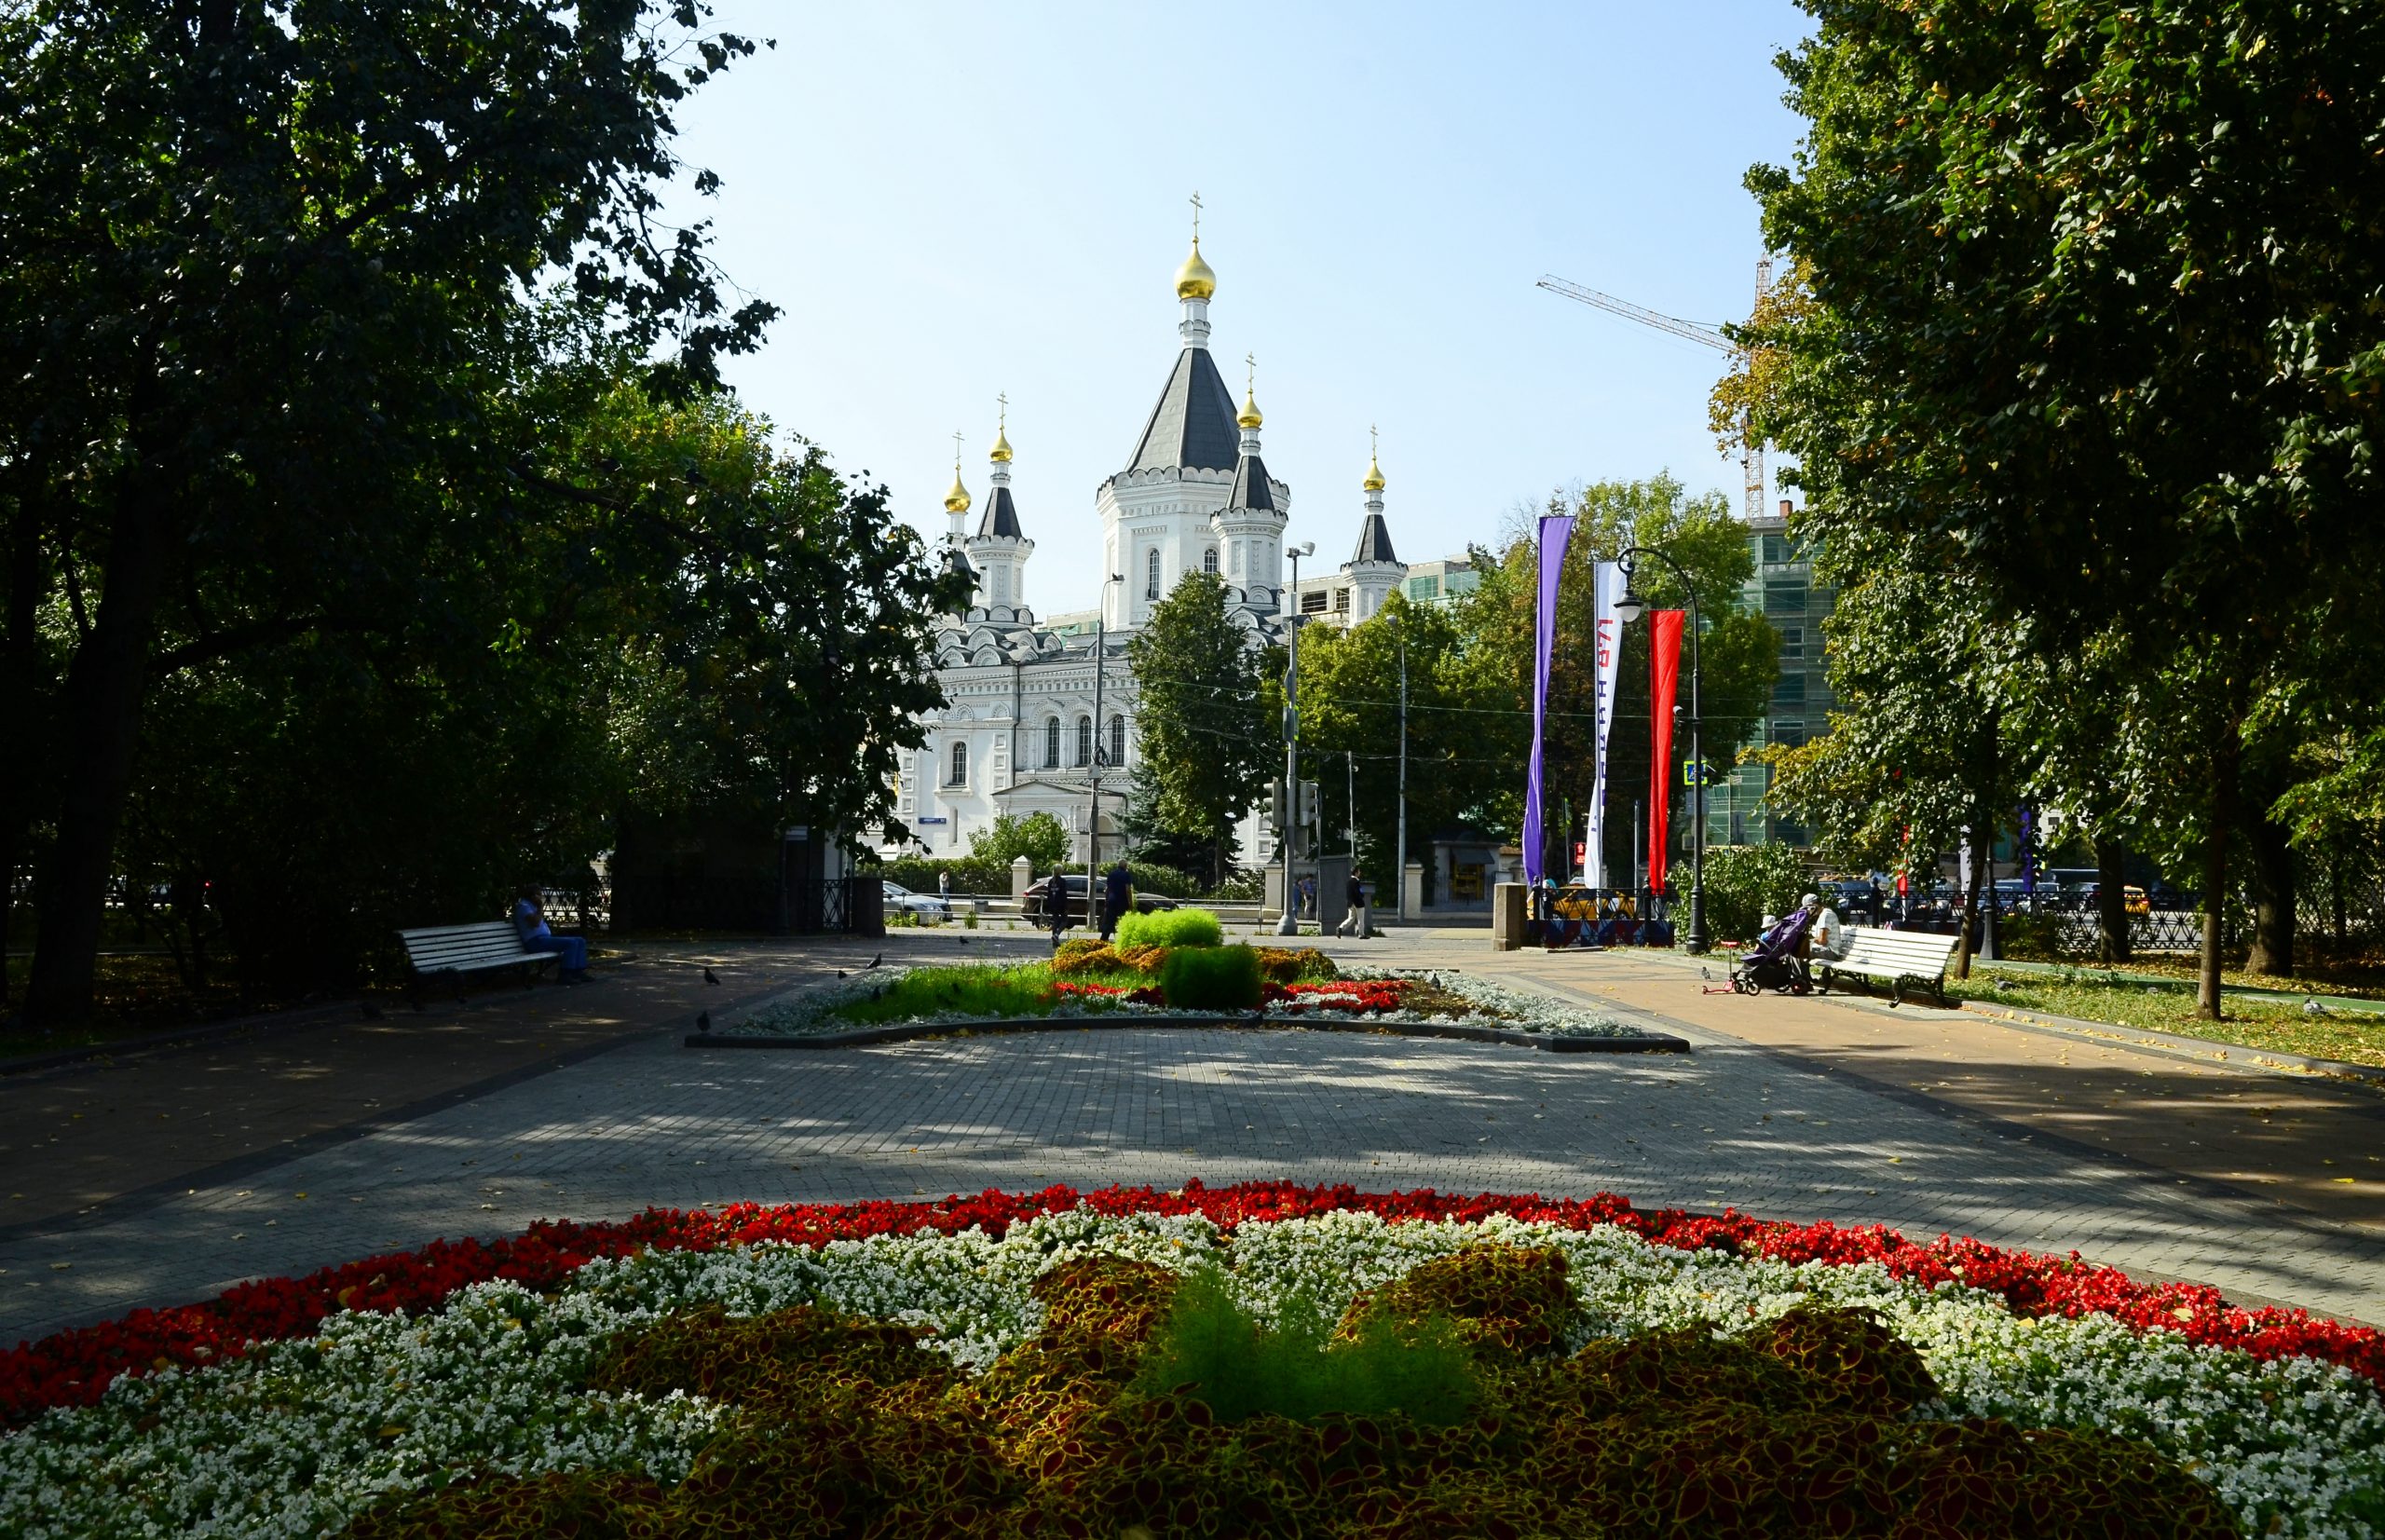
512,887,589,982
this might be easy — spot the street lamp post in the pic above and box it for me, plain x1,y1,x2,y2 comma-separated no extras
1086,573,1124,932
1276,541,1316,936
1612,546,1709,954
1387,608,1407,923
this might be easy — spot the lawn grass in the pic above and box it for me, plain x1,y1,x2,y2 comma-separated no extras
1946,966,2385,1070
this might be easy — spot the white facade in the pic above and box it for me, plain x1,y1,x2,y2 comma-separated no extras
889,238,1407,867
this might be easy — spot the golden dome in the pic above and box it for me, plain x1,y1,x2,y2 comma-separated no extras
1174,238,1217,301
989,424,1013,463
944,468,972,514
1237,386,1263,430
1362,453,1386,493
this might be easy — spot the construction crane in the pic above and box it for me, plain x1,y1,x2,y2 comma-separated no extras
1537,261,1773,521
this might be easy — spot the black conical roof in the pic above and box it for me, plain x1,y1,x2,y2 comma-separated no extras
976,485,1022,538
1351,511,1398,565
1225,451,1276,512
1125,348,1242,472
941,545,975,580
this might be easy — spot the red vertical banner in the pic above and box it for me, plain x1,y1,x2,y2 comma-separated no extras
1646,609,1683,894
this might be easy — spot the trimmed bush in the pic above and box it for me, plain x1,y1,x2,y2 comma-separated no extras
1117,906,1222,950
1159,944,1262,1011
1051,938,1114,974
1254,946,1340,984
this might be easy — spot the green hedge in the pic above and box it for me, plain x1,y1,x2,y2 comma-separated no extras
866,855,1016,895
1697,845,1810,947
1118,906,1223,950
1159,944,1263,1011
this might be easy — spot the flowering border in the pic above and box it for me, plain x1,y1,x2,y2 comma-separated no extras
7,1179,2378,1430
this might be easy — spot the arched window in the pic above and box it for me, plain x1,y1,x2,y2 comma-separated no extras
1076,715,1094,768
1203,549,1219,577
1109,714,1126,767
1044,716,1061,770
1145,548,1161,599
947,740,967,787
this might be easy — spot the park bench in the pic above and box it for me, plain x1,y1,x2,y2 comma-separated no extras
397,920,557,1003
1818,926,1961,1006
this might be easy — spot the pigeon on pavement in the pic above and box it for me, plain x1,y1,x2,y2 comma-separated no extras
866,953,884,969
703,966,720,986
837,971,848,980
695,1009,711,1033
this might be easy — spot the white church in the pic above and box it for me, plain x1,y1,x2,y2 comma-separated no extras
887,231,1408,865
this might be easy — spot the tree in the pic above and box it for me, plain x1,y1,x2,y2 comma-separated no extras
1125,575,1277,886
1738,3,2385,1014
1454,477,1777,884
3,1,774,1023
1288,593,1509,902
971,812,1070,873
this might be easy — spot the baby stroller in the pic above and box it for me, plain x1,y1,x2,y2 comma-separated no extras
1731,906,1818,995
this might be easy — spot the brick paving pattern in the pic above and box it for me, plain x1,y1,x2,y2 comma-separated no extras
5,928,2380,1343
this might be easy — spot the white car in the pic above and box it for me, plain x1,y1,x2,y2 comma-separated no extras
879,880,951,920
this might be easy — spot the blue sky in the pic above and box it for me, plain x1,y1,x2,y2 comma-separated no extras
662,1,1816,608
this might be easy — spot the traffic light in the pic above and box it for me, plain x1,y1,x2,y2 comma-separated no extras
1262,782,1283,829
1298,780,1319,826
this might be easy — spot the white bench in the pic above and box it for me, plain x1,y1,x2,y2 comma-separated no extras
1819,926,1960,1006
397,921,557,1002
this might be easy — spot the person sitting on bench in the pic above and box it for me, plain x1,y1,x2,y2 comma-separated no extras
513,887,589,982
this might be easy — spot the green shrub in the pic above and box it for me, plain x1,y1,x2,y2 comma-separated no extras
1159,944,1262,1011
1698,843,1810,946
868,854,1014,894
1117,906,1222,950
1131,1266,1479,1427
1122,860,1202,900
970,811,1071,870
1997,911,2065,961
1254,946,1339,984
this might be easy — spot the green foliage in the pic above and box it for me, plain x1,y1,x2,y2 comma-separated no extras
872,855,1016,895
1125,575,1278,887
1252,947,1340,985
1120,861,1201,900
1116,906,1223,950
1131,1265,1481,1428
0,1,782,1022
1698,843,1810,946
826,964,1108,1027
968,811,1070,871
1336,1246,1581,1366
1158,944,1262,1011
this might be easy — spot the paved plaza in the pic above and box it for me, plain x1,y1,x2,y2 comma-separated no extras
4,928,2381,1345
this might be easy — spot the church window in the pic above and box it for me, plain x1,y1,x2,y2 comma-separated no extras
1203,549,1219,577
1334,587,1350,612
1044,716,1061,770
1146,548,1161,599
1109,714,1125,767
1076,715,1094,767
1300,590,1329,615
946,741,968,787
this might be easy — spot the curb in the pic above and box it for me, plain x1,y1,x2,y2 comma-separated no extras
1953,1000,2385,1091
684,1013,1689,1056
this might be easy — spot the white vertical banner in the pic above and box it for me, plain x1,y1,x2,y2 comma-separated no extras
1585,560,1625,888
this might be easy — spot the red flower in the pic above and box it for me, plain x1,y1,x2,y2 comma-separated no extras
4,1180,2377,1427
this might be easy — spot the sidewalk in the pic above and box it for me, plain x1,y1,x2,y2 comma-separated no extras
1479,945,2385,1236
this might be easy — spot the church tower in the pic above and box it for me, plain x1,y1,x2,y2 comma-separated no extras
1096,200,1282,630
1342,432,1406,622
1212,361,1288,615
964,400,1034,620
940,450,976,616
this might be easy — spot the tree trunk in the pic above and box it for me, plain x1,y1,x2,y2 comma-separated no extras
2093,835,2132,963
23,495,170,1026
2198,732,2237,1020
1954,829,1981,981
2244,812,2296,977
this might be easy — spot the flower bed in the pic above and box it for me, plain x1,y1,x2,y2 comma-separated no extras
729,964,1646,1040
4,1184,2381,1538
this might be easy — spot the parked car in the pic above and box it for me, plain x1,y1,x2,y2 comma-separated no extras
879,880,951,920
1020,874,1180,922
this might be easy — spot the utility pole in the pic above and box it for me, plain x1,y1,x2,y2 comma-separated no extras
1085,572,1123,932
1276,541,1315,935
1396,620,1408,922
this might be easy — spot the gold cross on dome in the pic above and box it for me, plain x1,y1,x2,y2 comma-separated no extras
1190,189,1202,238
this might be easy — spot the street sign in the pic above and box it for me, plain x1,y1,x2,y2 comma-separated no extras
915,816,947,825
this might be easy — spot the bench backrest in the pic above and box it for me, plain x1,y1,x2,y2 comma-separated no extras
398,920,535,972
1838,927,1960,974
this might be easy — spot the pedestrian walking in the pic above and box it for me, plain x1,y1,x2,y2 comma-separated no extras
1101,860,1131,942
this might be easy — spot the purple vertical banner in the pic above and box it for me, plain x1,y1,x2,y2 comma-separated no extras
1522,513,1575,887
